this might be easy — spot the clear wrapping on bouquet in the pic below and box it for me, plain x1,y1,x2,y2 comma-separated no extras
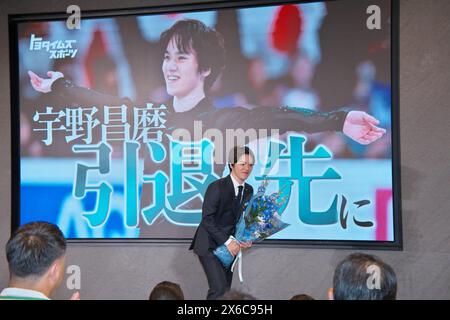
213,180,291,269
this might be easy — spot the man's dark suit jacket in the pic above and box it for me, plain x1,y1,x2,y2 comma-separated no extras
189,175,253,257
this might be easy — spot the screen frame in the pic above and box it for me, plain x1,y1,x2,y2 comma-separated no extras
9,0,402,250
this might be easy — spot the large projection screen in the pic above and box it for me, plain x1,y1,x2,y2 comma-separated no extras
10,0,401,248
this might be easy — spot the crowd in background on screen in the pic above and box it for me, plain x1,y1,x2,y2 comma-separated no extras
19,2,392,159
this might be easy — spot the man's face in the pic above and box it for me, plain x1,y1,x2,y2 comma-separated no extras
162,38,205,98
231,154,254,183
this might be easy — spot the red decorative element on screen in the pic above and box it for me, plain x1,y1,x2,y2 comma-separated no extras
271,5,303,54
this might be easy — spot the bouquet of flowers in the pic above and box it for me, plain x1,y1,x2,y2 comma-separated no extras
213,179,291,271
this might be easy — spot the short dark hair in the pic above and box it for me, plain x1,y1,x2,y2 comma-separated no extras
149,281,184,300
333,253,397,300
6,222,67,278
160,19,225,90
219,289,256,300
290,294,315,300
227,146,255,171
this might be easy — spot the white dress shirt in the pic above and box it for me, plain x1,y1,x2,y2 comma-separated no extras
230,173,245,197
0,287,50,300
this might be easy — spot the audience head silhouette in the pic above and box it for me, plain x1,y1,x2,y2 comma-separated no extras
290,293,315,300
331,253,397,300
219,289,256,300
2,221,67,300
149,281,184,300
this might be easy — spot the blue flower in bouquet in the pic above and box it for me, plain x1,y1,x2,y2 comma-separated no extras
213,179,291,269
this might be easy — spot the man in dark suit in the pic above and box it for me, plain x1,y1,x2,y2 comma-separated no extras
190,146,255,300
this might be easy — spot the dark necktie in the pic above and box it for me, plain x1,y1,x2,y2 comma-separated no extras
234,185,244,213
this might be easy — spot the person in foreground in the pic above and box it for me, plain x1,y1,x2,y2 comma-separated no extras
149,281,185,300
0,221,80,300
189,146,255,300
328,253,397,300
